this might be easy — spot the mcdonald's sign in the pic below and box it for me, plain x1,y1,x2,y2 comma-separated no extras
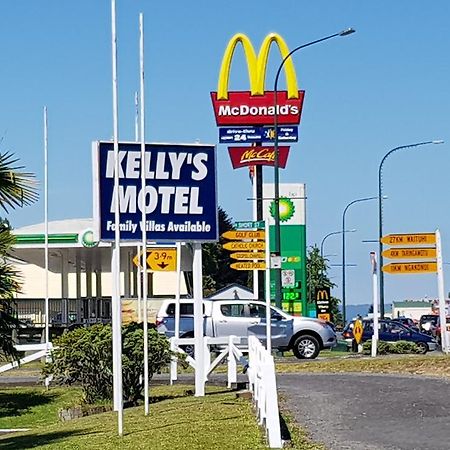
211,33,305,126
314,287,331,319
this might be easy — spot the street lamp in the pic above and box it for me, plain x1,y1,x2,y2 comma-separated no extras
273,27,355,308
378,140,444,318
342,196,378,324
320,229,356,258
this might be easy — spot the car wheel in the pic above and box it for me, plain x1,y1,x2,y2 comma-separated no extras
293,335,320,360
416,342,428,354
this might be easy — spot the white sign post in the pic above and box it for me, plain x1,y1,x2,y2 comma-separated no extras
435,229,449,354
265,220,272,353
370,252,379,358
193,242,205,396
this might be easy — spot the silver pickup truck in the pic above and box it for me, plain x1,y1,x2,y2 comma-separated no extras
156,298,336,359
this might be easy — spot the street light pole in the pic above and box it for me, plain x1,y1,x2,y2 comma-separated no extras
342,196,378,324
273,27,355,309
378,140,444,318
320,229,356,258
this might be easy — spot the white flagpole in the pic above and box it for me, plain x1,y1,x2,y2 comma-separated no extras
139,12,150,415
134,92,142,323
370,252,379,357
43,107,49,354
252,169,258,299
111,0,123,435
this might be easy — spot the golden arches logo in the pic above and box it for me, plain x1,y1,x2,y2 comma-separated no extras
316,289,329,301
217,33,299,100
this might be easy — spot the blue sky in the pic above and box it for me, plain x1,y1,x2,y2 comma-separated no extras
2,1,450,307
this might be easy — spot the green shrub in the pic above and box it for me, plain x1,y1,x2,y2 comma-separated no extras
43,323,173,405
362,339,419,355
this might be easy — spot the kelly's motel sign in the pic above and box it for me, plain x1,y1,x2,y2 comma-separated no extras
93,141,218,242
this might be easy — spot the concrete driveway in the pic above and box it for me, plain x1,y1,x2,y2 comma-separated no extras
278,372,450,450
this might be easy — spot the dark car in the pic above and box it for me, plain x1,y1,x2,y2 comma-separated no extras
391,316,420,332
342,318,437,354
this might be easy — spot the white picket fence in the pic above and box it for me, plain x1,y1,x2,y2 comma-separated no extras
0,343,52,374
247,335,282,449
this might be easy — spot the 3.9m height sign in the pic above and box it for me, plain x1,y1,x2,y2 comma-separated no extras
93,141,218,242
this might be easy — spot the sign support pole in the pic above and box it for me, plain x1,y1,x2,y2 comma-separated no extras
370,252,379,357
252,168,259,299
435,229,448,354
265,220,272,353
171,241,182,383
110,0,123,435
193,242,205,396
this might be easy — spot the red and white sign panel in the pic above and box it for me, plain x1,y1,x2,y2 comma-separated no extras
228,146,290,169
211,90,305,126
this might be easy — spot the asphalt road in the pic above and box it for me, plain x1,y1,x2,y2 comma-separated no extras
277,372,450,450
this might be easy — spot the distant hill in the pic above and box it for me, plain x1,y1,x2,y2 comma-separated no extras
345,304,392,321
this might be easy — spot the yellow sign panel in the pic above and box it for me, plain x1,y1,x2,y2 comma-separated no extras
353,319,364,344
133,248,177,271
230,261,266,271
318,313,331,322
382,247,437,260
382,262,437,274
230,252,266,260
223,241,265,251
221,230,265,240
380,233,436,246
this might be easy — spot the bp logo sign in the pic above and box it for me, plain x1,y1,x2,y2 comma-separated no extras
269,197,295,222
80,229,99,248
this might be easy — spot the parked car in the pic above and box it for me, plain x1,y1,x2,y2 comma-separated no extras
156,299,337,359
342,318,437,354
391,316,420,332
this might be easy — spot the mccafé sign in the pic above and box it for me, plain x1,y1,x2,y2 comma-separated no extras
228,146,289,169
211,33,305,126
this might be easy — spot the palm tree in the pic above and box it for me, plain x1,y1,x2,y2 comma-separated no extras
0,152,37,358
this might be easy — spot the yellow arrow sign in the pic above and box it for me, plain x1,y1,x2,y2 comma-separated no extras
221,230,265,240
380,233,436,246
230,252,266,260
133,248,177,271
382,262,437,274
230,261,266,271
353,319,364,344
382,247,437,260
223,241,266,251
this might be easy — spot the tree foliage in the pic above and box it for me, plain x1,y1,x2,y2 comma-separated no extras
306,245,342,325
200,207,250,297
43,323,174,405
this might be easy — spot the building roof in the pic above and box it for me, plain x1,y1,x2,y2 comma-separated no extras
392,301,433,308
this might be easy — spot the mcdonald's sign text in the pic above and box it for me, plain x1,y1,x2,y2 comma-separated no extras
314,287,331,318
211,91,305,126
228,146,289,169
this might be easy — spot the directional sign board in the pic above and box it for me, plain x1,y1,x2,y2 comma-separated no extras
230,252,266,260
382,262,437,274
234,220,265,229
382,247,437,260
133,248,177,271
230,261,266,271
353,319,364,345
380,233,436,246
223,241,265,251
221,230,265,240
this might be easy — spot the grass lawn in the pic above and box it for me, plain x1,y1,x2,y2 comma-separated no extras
275,354,450,378
0,384,322,450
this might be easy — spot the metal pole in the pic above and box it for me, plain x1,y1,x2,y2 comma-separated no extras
273,28,355,309
110,0,123,436
252,167,258,299
139,12,150,416
436,229,448,354
370,252,379,357
377,140,443,318
265,219,271,353
193,242,205,396
43,107,49,349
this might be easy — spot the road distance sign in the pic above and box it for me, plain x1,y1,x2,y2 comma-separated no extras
133,248,177,271
223,241,266,251
221,230,265,240
382,247,437,259
230,252,266,260
382,262,437,274
380,233,436,246
230,261,266,271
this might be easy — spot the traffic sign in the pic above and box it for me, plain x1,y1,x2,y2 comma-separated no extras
353,319,364,344
234,220,265,229
230,261,266,271
223,241,266,251
380,233,436,246
382,262,437,274
133,248,177,271
222,230,265,240
382,247,437,260
230,252,266,260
